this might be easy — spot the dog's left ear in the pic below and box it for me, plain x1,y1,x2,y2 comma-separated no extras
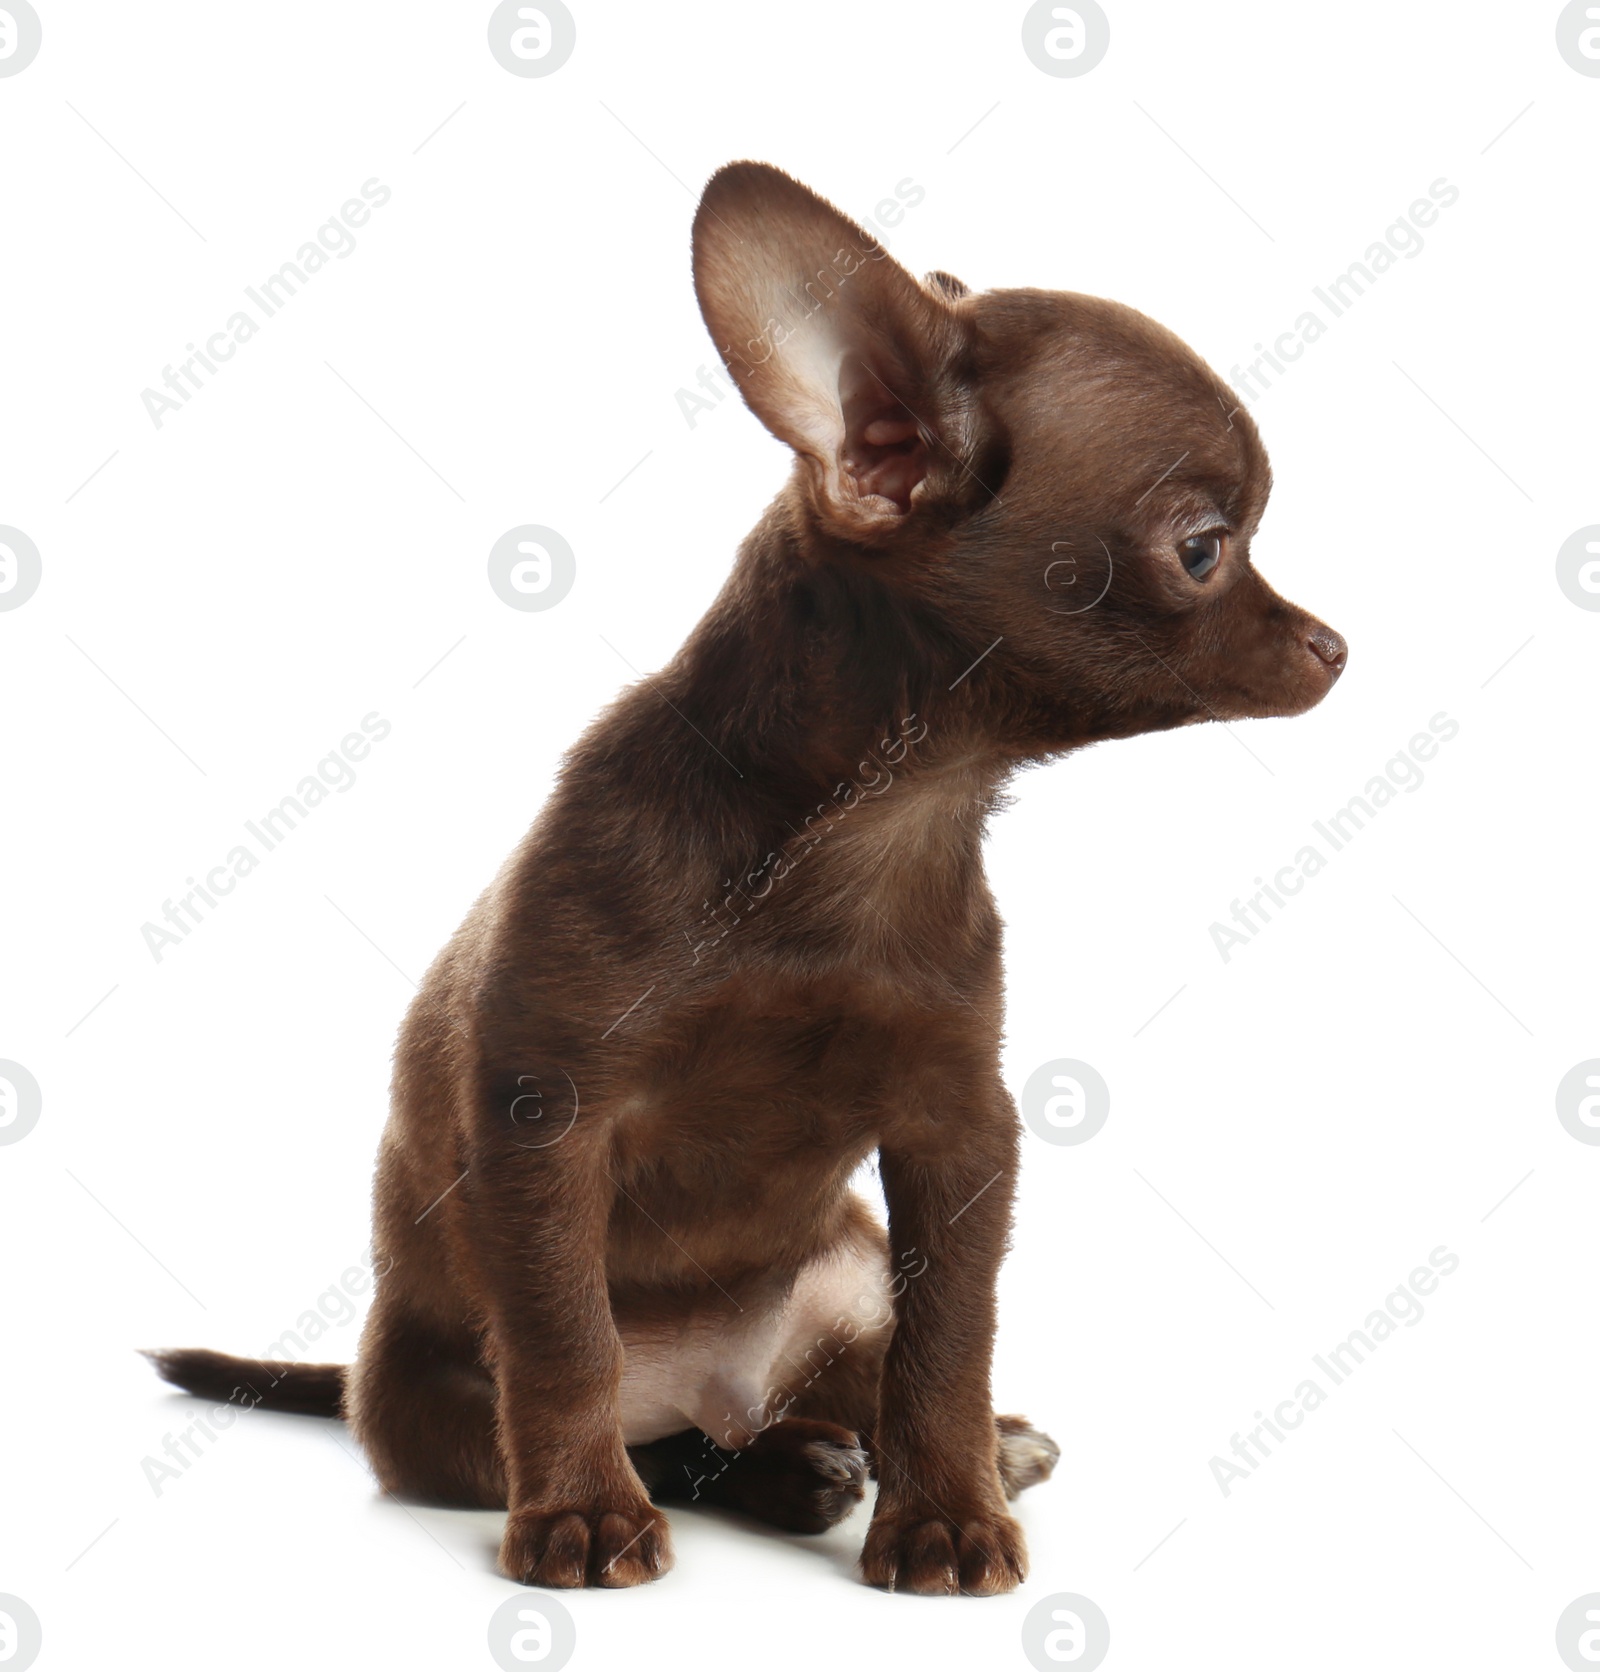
693,162,987,543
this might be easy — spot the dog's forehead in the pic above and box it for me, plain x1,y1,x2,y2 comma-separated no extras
966,287,1267,517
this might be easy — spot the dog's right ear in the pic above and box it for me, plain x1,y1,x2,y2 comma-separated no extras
692,161,987,545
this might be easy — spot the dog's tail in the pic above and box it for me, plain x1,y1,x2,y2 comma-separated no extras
142,1347,346,1418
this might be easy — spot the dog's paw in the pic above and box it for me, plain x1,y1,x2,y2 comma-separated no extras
721,1417,868,1533
860,1505,1027,1596
995,1413,1061,1499
787,1426,870,1532
499,1501,672,1589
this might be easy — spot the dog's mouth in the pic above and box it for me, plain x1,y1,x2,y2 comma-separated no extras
1209,675,1345,724
1200,618,1348,724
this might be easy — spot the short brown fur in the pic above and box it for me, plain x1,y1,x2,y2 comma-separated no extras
150,163,1344,1595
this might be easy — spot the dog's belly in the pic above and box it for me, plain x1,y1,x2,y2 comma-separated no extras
614,1236,891,1447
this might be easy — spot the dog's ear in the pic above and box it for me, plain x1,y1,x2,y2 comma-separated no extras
924,270,970,299
692,162,985,543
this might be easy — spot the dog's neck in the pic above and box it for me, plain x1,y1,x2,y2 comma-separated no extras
670,496,1008,821
618,500,1019,967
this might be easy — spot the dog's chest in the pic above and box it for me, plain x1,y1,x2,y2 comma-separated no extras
613,1237,890,1446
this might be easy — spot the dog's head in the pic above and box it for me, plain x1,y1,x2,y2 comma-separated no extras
692,163,1345,752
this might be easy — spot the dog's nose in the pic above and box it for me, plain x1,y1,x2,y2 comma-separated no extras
1307,623,1347,676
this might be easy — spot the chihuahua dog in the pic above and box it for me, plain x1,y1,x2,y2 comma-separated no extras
149,162,1344,1595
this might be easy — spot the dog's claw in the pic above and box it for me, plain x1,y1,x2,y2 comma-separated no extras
500,1502,673,1589
860,1506,1027,1596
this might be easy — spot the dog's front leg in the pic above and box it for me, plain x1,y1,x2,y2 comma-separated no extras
466,1109,671,1589
862,1101,1026,1596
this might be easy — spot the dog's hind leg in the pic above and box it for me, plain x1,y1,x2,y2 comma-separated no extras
147,1303,510,1510
632,1420,870,1533
344,1306,507,1509
993,1414,1061,1499
780,1330,1059,1500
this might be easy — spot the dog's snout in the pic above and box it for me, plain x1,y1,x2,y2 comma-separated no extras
1307,623,1348,676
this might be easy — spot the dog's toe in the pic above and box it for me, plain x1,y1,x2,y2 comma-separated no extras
798,1436,870,1527
995,1413,1061,1499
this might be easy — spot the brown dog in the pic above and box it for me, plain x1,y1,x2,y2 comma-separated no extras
149,161,1345,1595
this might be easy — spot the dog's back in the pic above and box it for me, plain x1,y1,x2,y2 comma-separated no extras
150,161,1342,1595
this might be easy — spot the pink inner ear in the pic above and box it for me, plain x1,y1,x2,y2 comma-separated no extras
839,357,930,513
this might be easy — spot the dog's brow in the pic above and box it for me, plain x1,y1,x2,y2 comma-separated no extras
1133,451,1190,509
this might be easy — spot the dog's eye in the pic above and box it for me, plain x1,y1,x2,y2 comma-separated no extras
1178,530,1225,580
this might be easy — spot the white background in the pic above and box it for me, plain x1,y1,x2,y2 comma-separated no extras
2,2,1596,1668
